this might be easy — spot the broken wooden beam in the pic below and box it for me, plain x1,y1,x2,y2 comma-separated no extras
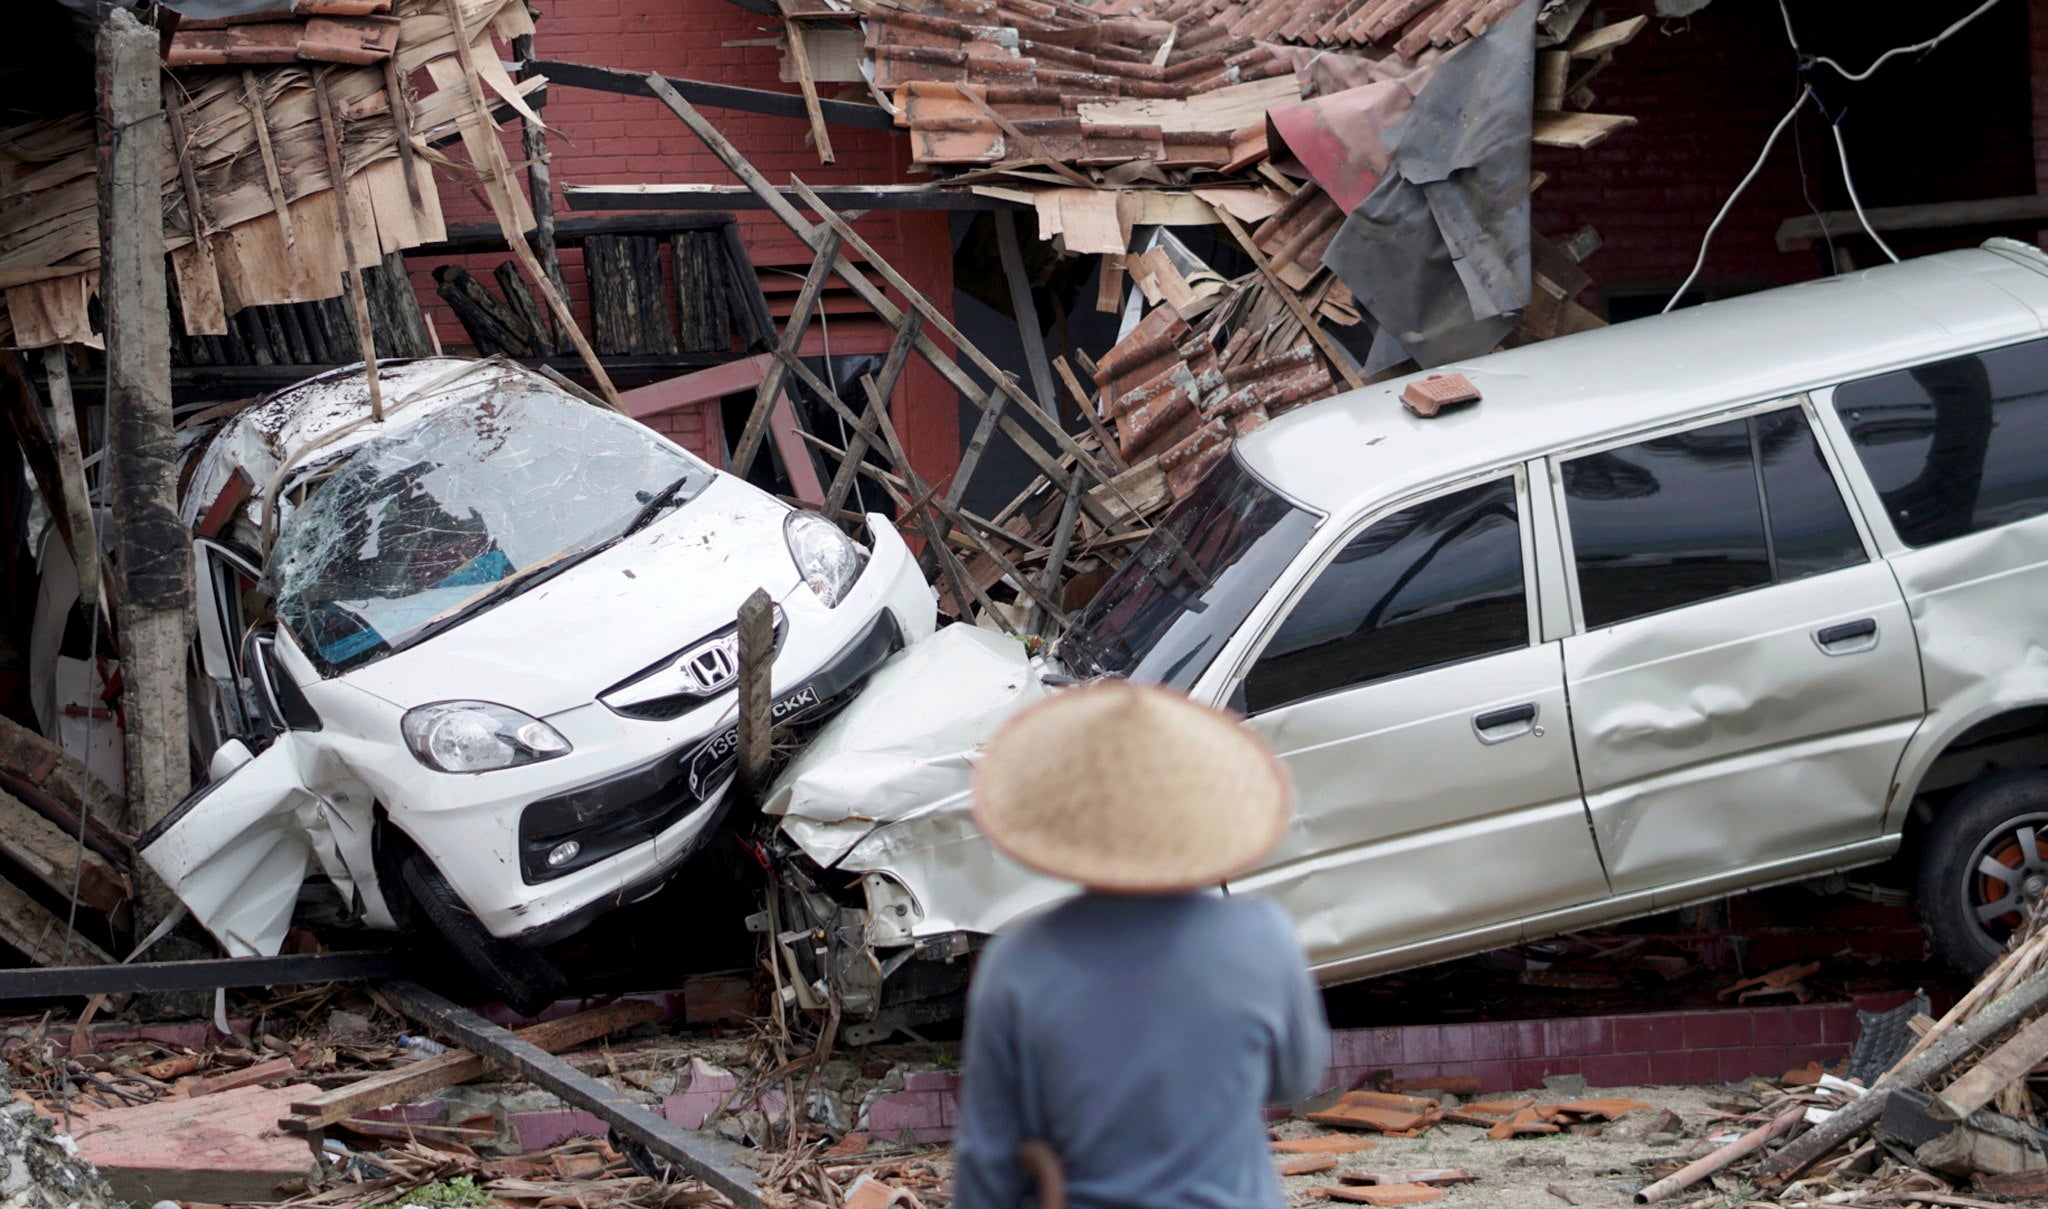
536,59,895,129
565,183,1027,212
282,999,662,1132
383,980,763,1209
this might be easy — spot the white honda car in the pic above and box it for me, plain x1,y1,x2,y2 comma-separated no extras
149,358,933,1009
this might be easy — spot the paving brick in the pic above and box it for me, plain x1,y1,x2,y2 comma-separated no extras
1748,1006,1795,1046
1782,1006,1831,1044
1610,1014,1666,1054
1400,1027,1444,1066
1578,1052,1652,1089
1471,1023,1517,1062
1819,1006,1862,1045
902,1070,960,1092
1647,1049,1719,1087
867,1091,947,1140
1682,1010,1753,1049
1548,1015,1613,1056
1717,1046,1791,1082
514,1108,611,1150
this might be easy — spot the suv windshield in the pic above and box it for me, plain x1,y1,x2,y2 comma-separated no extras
1061,451,1319,690
270,382,709,675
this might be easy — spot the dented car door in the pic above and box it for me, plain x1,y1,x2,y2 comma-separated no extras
1555,401,1923,897
1224,469,1610,977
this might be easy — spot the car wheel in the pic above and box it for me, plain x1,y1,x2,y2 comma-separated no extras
1918,769,2048,975
397,849,567,1016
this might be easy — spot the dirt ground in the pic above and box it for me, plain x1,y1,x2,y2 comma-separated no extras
1273,1084,1735,1209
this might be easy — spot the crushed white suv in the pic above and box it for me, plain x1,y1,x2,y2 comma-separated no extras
764,240,2048,1034
149,358,933,1009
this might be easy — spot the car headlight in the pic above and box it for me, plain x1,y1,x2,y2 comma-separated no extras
784,511,868,607
401,701,571,773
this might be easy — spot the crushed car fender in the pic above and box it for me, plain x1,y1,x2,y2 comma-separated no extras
765,624,1076,937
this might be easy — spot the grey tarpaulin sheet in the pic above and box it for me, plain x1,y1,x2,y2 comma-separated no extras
1321,0,1536,370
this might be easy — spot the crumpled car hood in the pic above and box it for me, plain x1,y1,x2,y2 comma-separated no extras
331,477,802,718
764,624,1051,868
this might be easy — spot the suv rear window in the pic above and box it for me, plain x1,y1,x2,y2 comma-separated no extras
1832,336,2048,547
1564,406,1865,629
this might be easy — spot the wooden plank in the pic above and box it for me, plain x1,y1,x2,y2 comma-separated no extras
0,870,114,968
642,77,1125,531
996,208,1060,467
535,59,894,129
782,16,836,165
284,999,662,1131
1531,111,1636,150
565,183,1025,212
0,788,127,916
731,230,840,478
312,67,383,420
823,309,923,517
1935,1012,2048,1121
1566,14,1646,59
385,981,762,1209
38,348,98,608
1775,191,2048,251
1214,209,1364,391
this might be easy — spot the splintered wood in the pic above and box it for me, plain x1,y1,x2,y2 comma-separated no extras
0,0,560,357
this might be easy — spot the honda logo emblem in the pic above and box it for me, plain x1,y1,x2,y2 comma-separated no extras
680,639,739,694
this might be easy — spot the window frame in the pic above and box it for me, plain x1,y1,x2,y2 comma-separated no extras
1546,394,1879,635
1223,465,1540,716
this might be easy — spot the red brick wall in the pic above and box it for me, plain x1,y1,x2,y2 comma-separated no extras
1533,0,2036,308
414,0,960,478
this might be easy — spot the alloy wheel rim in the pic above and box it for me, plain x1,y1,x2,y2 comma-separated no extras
1965,812,2048,943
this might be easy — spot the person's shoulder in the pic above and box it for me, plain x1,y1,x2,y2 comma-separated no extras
1212,893,1301,947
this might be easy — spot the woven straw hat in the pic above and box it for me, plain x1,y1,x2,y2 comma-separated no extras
971,681,1293,893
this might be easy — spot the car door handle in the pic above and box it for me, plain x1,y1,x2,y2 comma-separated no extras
1473,703,1540,745
1813,618,1879,655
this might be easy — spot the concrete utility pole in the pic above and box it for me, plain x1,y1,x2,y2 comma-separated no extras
96,10,190,879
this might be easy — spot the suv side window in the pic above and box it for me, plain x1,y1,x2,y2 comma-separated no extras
1243,477,1526,714
1832,336,2048,547
1564,407,1865,629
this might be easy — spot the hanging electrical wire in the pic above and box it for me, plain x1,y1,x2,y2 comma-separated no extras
1779,0,2006,82
1829,116,1900,264
1662,85,1811,314
1668,2,2006,311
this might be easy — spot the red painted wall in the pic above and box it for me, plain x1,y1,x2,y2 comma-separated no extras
415,0,960,479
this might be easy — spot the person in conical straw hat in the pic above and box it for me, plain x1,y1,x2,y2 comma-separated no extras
951,680,1330,1209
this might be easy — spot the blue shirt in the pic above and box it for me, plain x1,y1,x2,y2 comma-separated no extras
951,893,1331,1209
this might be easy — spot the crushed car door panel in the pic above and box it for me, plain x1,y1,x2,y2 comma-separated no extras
1821,338,2048,827
1557,402,1923,895
138,734,319,957
1225,471,1610,971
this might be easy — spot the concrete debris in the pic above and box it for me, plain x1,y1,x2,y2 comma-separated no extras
0,1084,112,1209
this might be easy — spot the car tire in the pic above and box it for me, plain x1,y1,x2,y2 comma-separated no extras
397,849,567,1016
1918,769,2048,975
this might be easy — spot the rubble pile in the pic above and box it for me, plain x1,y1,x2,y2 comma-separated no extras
1608,906,2048,1206
0,1077,111,1209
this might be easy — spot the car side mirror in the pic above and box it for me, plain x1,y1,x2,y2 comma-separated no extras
209,738,254,781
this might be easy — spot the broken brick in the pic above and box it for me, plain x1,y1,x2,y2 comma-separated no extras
1311,1183,1448,1205
1391,1075,1482,1097
1340,1170,1477,1187
1273,1135,1379,1155
1463,1098,1535,1116
1487,1109,1563,1140
1400,372,1481,417
1547,1098,1652,1121
1306,1103,1437,1134
1277,1153,1340,1176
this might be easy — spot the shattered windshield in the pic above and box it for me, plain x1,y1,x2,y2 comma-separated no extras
270,383,710,676
1060,451,1319,691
